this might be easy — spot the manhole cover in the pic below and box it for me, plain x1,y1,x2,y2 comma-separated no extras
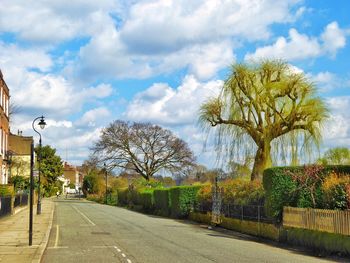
91,232,111,235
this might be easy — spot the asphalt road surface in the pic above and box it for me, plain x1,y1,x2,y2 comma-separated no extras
42,198,341,263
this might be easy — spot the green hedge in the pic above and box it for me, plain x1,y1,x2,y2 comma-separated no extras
0,184,14,196
170,186,202,218
139,189,154,212
263,165,350,221
154,189,171,216
117,188,128,206
282,227,350,256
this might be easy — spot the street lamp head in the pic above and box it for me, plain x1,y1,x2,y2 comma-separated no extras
38,116,46,130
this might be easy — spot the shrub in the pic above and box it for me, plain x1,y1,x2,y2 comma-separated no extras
86,194,103,203
0,184,14,196
223,179,264,205
263,165,350,220
322,172,350,210
284,227,350,256
170,186,202,218
117,188,128,206
154,189,171,216
138,189,154,212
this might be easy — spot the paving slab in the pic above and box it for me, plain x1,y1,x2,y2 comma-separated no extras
0,198,54,263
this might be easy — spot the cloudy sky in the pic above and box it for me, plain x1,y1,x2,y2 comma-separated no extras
0,0,349,167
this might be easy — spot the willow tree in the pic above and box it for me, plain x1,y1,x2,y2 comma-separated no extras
199,60,329,181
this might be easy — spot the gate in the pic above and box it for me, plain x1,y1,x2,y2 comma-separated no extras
211,178,223,225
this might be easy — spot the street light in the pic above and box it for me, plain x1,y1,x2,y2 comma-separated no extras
32,116,46,215
104,163,107,204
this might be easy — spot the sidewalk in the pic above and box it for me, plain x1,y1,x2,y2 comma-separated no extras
0,198,54,263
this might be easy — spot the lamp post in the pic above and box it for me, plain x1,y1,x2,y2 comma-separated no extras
29,139,34,245
32,116,46,215
104,163,107,204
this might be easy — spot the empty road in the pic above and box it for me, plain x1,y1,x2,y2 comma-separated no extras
42,198,339,263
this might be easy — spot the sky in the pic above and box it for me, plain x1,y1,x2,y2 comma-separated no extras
0,0,349,168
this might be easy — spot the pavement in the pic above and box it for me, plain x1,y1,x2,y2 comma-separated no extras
0,198,54,263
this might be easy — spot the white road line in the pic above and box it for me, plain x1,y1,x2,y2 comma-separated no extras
72,206,96,226
117,248,121,252
47,246,68,249
54,225,59,248
121,253,126,258
127,259,132,263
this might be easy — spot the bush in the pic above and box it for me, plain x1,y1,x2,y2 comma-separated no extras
117,188,128,206
86,194,103,203
154,189,171,216
223,179,264,205
0,184,14,196
283,227,350,256
263,165,350,221
170,186,202,218
139,189,154,212
322,172,350,210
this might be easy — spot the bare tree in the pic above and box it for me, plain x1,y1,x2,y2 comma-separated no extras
92,120,196,181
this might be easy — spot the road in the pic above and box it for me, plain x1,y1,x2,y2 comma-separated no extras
42,198,340,263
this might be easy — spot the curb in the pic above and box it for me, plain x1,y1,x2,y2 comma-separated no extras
14,206,28,215
32,200,55,263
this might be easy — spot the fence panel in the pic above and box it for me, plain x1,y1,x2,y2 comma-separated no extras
14,194,21,208
283,206,350,236
20,194,28,206
0,196,12,218
195,202,275,224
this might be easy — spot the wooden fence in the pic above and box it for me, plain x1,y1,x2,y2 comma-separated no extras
283,206,350,236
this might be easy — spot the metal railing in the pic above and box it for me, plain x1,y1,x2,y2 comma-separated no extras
0,196,12,217
195,201,275,224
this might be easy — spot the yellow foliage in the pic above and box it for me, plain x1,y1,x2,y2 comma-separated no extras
322,172,350,192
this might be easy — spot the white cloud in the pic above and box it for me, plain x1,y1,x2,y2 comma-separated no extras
126,75,222,125
72,0,301,80
245,22,347,61
0,0,118,43
76,107,111,127
321,22,347,56
121,0,300,53
323,96,350,148
0,42,52,73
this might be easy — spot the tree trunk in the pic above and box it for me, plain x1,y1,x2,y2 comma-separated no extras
251,140,272,181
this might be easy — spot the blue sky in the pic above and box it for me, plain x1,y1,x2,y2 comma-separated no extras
0,0,349,167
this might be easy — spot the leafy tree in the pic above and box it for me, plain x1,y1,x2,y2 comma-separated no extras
92,120,196,181
82,173,104,195
199,60,329,180
318,147,350,165
35,145,64,195
8,175,29,192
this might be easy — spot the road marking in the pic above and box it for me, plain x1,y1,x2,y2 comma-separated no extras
54,225,59,248
72,206,96,226
113,245,132,262
92,246,117,248
47,246,68,249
